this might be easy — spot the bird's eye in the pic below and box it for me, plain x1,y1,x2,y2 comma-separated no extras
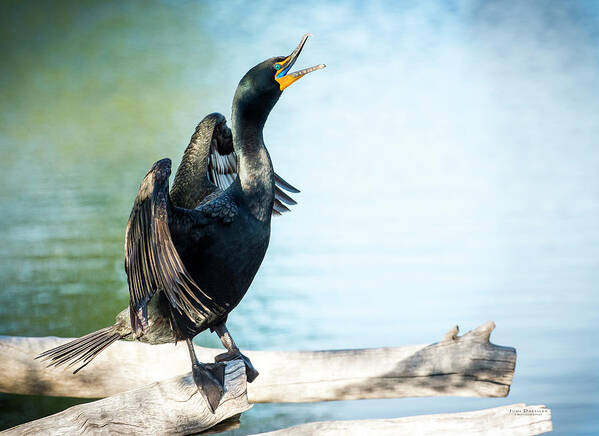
274,64,282,70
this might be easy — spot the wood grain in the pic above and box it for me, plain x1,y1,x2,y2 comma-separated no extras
250,404,552,436
2,360,250,435
0,321,516,402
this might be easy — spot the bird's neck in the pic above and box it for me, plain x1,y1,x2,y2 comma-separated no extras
170,123,214,209
232,110,274,222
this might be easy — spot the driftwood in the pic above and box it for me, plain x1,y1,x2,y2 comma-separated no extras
2,360,250,435
0,322,539,435
0,321,516,402
250,404,553,436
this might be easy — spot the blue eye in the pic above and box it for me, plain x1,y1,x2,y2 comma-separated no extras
274,64,281,70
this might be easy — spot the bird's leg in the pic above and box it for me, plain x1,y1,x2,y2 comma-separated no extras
186,338,225,413
213,323,259,383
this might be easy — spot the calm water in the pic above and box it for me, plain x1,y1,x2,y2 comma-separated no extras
1,1,598,434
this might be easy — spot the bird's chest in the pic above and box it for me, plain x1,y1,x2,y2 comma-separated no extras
178,213,271,308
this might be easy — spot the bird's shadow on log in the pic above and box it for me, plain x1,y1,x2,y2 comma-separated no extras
25,365,105,399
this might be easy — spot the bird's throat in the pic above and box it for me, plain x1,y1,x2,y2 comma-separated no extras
232,116,274,222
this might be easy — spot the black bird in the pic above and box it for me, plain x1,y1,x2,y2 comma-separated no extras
37,34,325,411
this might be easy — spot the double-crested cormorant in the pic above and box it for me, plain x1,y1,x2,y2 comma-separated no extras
37,34,325,411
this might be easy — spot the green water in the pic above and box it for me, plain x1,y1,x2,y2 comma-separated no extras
1,1,599,434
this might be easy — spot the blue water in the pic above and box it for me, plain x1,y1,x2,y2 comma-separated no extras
1,1,598,434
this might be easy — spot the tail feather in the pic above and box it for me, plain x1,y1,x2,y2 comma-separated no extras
62,331,114,369
45,329,110,366
36,326,122,373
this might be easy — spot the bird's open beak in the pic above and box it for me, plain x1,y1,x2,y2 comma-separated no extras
275,34,326,91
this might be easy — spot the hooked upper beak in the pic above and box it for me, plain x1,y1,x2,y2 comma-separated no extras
275,33,326,91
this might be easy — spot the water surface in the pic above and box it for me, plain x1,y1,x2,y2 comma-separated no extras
1,1,598,434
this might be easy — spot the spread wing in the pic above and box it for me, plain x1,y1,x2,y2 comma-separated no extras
124,158,226,336
207,117,300,216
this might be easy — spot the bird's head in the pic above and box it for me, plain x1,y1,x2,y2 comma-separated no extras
271,33,326,92
233,34,325,127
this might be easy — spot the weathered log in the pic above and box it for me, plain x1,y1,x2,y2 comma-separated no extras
0,321,516,402
2,360,250,435
250,404,553,436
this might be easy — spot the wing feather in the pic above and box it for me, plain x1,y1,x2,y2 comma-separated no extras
206,120,301,216
124,158,224,336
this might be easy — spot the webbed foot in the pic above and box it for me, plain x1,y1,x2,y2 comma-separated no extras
192,362,226,413
215,350,259,383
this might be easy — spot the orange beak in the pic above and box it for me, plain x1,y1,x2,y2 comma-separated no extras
275,34,326,91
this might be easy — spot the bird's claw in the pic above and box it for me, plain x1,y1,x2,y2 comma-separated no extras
192,362,225,413
215,350,259,383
